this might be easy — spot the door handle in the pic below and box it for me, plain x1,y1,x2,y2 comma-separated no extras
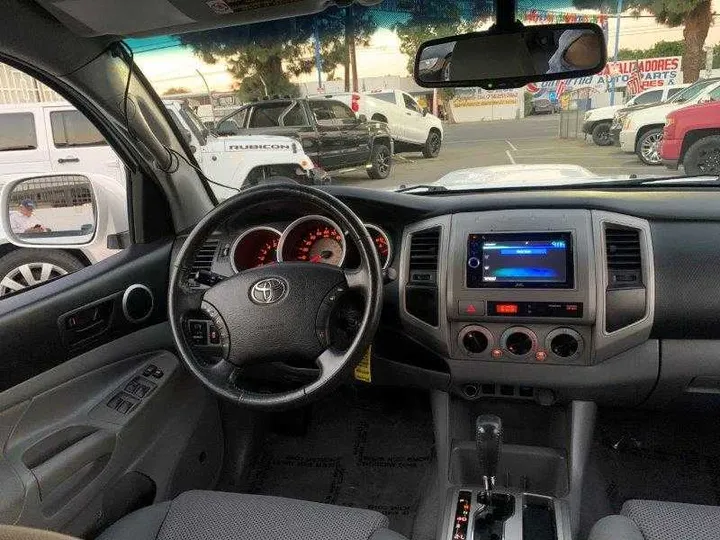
406,112,412,116
57,157,80,164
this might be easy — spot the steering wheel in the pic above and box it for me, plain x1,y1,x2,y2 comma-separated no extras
168,183,383,410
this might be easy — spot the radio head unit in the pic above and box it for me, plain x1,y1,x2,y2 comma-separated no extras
467,232,574,289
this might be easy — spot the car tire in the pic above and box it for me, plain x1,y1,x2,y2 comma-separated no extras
636,128,664,165
367,143,392,179
0,248,85,297
683,136,720,176
591,122,612,146
422,130,442,158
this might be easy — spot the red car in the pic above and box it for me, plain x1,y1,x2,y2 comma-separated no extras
661,101,720,174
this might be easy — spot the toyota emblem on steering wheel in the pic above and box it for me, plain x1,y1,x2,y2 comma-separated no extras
250,278,288,304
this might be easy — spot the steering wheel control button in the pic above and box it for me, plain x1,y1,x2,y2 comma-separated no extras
249,277,288,305
209,325,221,345
189,320,209,346
458,300,485,317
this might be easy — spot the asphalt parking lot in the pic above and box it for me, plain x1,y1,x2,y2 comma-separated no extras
332,114,666,189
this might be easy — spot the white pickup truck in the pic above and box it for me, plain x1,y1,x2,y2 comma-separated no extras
331,90,444,158
0,101,314,295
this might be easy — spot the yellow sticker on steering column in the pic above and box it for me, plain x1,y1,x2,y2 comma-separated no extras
354,347,372,383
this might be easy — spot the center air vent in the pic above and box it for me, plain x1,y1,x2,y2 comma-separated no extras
191,238,219,274
406,227,441,326
409,227,440,284
605,226,642,288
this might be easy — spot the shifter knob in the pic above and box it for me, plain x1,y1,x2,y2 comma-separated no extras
476,415,502,494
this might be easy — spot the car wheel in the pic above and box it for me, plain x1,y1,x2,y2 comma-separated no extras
636,128,663,165
367,143,392,179
591,122,612,146
683,135,720,176
422,130,442,158
0,249,85,296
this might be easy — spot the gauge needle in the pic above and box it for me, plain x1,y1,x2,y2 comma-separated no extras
310,255,322,263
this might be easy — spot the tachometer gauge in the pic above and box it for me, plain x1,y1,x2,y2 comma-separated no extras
278,216,346,266
231,227,281,272
365,224,392,269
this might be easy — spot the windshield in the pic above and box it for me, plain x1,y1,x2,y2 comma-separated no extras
127,0,720,193
668,79,717,103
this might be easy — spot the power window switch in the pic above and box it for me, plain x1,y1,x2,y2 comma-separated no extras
117,401,133,414
107,394,122,409
142,364,157,377
151,368,163,379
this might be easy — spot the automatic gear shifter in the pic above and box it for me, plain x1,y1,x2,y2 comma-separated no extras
475,415,502,496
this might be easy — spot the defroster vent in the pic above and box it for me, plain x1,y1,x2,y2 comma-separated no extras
605,226,642,288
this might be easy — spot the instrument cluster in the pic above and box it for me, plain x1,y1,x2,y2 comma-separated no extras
230,215,392,272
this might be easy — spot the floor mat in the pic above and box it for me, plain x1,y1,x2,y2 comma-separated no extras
579,408,720,539
240,386,436,538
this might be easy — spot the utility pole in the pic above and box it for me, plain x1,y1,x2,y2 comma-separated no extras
609,0,623,106
313,21,323,92
196,69,215,120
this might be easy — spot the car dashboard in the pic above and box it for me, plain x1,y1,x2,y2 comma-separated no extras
182,184,720,408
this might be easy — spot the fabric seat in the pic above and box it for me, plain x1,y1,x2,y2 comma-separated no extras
98,490,407,540
589,499,720,540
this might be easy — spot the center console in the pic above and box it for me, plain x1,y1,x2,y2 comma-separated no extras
447,211,595,367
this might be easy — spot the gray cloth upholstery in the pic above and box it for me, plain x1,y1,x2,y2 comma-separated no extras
622,499,720,540
589,499,720,540
587,515,643,540
99,491,402,540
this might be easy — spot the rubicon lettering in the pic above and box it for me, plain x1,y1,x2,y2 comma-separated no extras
228,144,292,150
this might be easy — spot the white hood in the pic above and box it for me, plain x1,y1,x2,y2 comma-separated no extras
432,164,601,189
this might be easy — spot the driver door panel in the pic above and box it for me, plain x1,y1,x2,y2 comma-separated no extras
0,241,222,537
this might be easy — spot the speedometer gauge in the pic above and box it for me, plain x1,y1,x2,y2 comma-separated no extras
231,227,281,272
365,224,392,269
278,215,346,266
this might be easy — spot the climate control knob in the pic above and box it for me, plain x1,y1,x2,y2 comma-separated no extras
500,327,537,357
458,326,493,356
546,328,584,359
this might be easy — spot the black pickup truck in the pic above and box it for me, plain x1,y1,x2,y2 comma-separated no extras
216,97,393,179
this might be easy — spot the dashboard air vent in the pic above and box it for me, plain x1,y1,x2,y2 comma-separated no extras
191,238,219,274
409,227,440,284
605,225,642,288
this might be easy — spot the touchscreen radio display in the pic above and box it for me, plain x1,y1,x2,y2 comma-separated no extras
466,232,574,288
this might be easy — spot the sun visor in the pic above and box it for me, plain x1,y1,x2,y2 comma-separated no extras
36,0,384,37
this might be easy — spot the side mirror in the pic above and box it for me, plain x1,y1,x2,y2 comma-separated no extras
358,114,368,123
1,174,97,247
415,23,606,89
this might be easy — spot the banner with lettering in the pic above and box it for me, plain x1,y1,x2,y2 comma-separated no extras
526,56,682,96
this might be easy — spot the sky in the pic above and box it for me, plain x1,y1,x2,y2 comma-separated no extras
132,1,720,95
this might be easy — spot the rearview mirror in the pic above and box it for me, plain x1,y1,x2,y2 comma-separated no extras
414,23,606,89
1,174,97,246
